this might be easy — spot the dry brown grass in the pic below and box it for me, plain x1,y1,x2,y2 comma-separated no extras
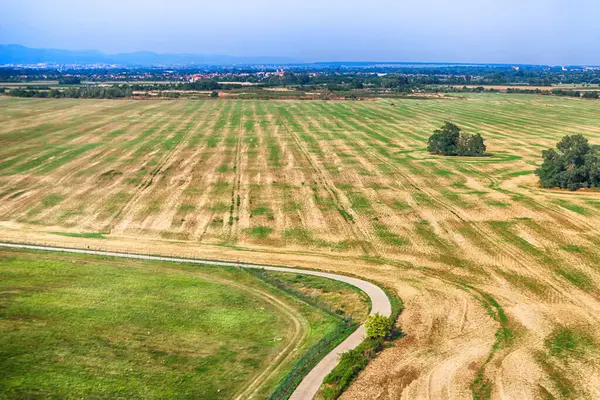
1,94,600,399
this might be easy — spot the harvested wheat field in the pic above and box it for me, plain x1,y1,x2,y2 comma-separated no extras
1,93,600,399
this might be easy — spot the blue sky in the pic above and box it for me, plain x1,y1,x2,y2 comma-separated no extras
2,0,598,65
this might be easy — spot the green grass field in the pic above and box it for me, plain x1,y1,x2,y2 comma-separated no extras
257,271,371,322
0,249,366,399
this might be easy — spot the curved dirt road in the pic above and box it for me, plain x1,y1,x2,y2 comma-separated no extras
0,242,392,400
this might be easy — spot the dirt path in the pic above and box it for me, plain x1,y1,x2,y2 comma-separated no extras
0,241,392,400
231,277,308,400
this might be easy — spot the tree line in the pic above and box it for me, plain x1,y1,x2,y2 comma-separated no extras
507,87,599,99
129,81,243,91
5,64,600,85
7,85,132,99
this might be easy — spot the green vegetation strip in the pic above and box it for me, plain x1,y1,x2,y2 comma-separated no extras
535,326,595,399
468,288,513,400
319,286,404,400
50,231,106,239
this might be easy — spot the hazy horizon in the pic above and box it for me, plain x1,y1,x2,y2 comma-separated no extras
2,0,599,65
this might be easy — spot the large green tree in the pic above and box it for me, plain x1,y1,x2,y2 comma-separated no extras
427,122,460,155
536,134,600,190
427,122,486,156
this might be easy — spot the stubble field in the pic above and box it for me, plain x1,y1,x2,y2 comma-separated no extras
1,94,600,399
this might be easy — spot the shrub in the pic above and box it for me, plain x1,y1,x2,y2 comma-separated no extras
365,313,393,339
321,337,384,399
323,348,368,391
320,289,404,400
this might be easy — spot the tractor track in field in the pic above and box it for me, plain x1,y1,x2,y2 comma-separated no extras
0,241,392,400
105,104,202,234
276,106,374,254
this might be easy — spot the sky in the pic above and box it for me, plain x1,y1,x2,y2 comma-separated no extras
2,0,599,65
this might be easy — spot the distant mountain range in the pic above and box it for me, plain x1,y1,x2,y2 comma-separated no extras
0,44,301,66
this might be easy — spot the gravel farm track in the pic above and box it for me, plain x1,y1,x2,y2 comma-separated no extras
2,94,600,399
0,242,391,400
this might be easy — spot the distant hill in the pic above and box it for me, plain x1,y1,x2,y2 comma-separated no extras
0,44,301,66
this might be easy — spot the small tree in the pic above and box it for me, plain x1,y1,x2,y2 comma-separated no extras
365,313,393,339
210,91,219,98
